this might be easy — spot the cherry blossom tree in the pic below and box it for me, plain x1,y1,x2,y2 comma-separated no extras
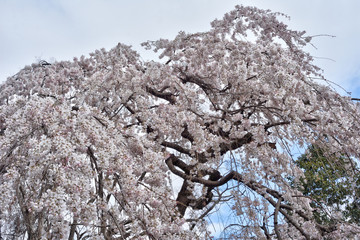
0,5,360,240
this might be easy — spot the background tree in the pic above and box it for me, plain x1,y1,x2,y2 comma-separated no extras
0,5,360,240
294,145,360,225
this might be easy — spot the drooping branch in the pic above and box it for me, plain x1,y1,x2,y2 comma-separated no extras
274,198,283,240
277,207,311,240
261,216,271,240
87,147,104,199
264,118,318,131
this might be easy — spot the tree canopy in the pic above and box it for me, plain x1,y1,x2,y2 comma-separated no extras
0,5,360,240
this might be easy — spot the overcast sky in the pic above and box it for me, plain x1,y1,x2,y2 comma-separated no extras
1,0,360,97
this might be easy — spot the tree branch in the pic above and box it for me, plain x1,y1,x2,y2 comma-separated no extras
166,154,316,238
161,141,191,156
264,118,317,131
260,216,271,240
145,86,176,104
274,198,283,240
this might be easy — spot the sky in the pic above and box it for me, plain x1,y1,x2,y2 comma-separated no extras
1,0,360,97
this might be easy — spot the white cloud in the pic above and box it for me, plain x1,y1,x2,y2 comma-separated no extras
0,0,359,95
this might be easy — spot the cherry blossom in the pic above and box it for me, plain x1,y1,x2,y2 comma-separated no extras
0,5,359,239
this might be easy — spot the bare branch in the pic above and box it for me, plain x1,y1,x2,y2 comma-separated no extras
274,198,283,240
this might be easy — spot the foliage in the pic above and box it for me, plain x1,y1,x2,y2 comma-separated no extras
0,4,360,240
295,145,360,225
